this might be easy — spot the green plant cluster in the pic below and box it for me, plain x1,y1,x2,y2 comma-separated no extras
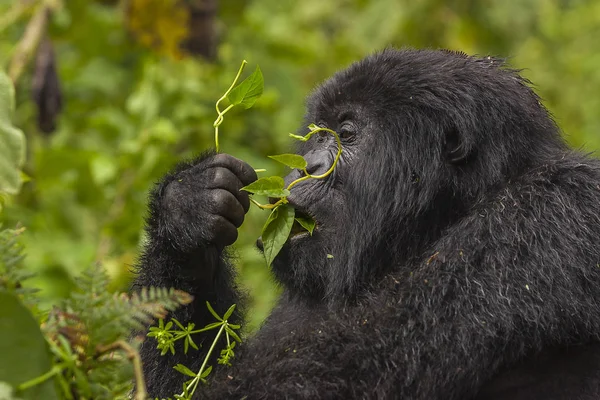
147,303,241,400
0,69,192,400
1,239,192,400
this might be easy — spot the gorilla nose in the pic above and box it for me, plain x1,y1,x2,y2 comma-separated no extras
304,150,332,176
283,150,333,187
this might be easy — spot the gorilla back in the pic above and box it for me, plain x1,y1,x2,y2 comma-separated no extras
133,49,600,399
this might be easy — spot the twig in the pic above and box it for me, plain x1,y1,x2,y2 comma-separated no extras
0,1,35,33
96,340,147,400
8,3,51,83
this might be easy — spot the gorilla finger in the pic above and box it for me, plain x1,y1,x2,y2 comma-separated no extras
206,215,238,247
210,189,245,227
209,168,251,212
213,153,258,186
209,167,244,191
236,189,251,213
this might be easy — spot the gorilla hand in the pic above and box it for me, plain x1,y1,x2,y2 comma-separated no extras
158,153,257,253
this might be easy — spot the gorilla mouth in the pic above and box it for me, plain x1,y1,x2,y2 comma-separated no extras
255,207,315,251
289,206,316,239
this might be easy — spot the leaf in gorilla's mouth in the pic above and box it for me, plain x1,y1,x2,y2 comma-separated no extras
292,209,316,237
257,205,317,266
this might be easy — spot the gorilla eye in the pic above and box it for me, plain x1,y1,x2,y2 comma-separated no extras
338,121,356,140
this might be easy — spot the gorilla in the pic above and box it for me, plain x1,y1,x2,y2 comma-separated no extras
133,48,600,399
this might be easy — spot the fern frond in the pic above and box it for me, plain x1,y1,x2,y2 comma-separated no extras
0,227,39,308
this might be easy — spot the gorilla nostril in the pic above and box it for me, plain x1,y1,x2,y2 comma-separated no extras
306,162,327,175
303,150,332,176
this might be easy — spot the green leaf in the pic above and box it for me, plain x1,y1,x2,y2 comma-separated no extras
202,322,223,330
183,337,190,354
225,327,242,343
241,176,290,197
227,65,264,109
0,292,59,400
174,364,196,378
205,301,223,321
0,71,26,196
223,304,236,320
262,205,295,267
200,365,213,379
172,318,185,330
289,133,309,142
295,216,316,235
268,154,307,170
187,335,199,351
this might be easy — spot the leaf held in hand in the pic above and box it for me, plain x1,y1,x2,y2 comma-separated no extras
241,176,290,197
262,205,295,267
295,216,316,235
268,154,307,169
227,66,264,109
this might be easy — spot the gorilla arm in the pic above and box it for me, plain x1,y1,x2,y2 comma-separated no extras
131,152,256,398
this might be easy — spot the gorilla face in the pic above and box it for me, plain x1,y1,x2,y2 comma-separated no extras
267,49,564,301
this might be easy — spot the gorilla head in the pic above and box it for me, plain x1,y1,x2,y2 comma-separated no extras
272,49,565,300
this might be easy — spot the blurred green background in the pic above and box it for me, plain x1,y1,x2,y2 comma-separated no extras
2,0,600,331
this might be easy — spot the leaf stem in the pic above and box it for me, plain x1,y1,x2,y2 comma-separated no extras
96,340,147,400
214,61,248,151
250,198,286,210
16,364,64,392
181,322,227,398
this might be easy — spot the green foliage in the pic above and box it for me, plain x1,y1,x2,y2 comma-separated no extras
213,61,265,152
0,292,58,400
295,216,316,235
241,176,289,197
227,66,265,109
0,228,36,302
148,302,242,400
260,204,295,267
268,154,308,169
36,266,192,399
0,70,25,198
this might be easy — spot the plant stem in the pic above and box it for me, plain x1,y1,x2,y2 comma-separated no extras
181,322,227,398
213,60,248,151
96,340,147,400
16,364,63,392
250,198,286,209
8,2,52,83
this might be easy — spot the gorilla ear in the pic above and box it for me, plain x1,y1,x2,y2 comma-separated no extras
444,125,474,165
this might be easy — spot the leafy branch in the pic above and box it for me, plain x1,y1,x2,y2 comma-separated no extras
213,60,263,152
213,61,342,266
148,302,242,400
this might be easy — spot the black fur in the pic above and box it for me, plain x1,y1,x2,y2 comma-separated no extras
132,48,600,399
